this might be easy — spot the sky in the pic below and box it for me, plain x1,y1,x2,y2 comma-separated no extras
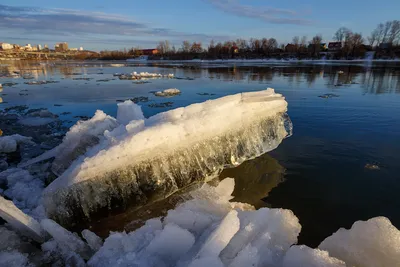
1,0,399,51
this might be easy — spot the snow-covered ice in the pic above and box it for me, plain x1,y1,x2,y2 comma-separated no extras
42,88,291,225
154,88,181,97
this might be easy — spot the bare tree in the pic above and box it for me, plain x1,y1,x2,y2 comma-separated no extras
190,42,203,53
182,41,191,53
310,35,323,56
375,23,385,45
156,40,170,55
334,27,350,42
268,38,278,50
300,36,307,51
382,21,393,43
292,36,300,46
388,20,400,44
368,28,379,47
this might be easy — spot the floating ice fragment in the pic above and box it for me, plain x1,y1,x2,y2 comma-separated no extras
154,88,181,97
0,134,34,153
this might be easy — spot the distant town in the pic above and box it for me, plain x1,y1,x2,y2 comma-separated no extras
1,21,399,61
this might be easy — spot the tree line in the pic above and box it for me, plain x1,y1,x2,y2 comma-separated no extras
80,20,400,60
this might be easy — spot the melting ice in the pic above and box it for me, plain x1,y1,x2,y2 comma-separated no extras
42,88,291,225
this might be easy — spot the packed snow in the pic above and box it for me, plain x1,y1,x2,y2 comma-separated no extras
42,88,290,224
154,88,181,97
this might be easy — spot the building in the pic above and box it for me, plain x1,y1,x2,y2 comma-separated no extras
0,43,13,50
69,48,78,51
55,42,69,52
37,44,42,51
79,47,84,51
328,42,342,51
24,44,32,51
141,49,158,56
285,44,297,53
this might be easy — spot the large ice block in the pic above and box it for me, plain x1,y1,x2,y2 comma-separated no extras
43,89,291,226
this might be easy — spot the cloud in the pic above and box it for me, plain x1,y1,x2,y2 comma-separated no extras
0,4,232,49
203,0,312,25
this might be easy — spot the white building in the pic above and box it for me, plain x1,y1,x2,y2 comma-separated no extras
69,48,78,51
79,47,84,51
24,44,32,51
0,43,13,50
37,44,42,51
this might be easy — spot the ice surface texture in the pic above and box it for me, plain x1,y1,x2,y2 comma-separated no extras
1,178,400,266
43,89,291,226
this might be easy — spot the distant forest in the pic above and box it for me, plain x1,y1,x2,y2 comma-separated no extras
79,20,400,60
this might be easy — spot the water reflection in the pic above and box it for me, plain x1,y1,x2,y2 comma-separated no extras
1,61,399,96
76,152,285,238
219,153,285,209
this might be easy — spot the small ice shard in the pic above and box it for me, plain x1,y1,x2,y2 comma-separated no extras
319,217,400,267
0,195,45,243
145,223,195,261
116,100,145,125
0,134,34,153
19,110,119,176
82,229,103,251
154,88,181,97
43,89,291,226
283,245,346,267
40,219,93,260
195,210,240,259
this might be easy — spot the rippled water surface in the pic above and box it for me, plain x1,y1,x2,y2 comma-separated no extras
1,60,400,247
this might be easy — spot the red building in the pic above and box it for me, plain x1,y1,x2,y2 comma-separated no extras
141,49,158,55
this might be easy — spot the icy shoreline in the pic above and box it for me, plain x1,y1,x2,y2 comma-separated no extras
1,178,400,267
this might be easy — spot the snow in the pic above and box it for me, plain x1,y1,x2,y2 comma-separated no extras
319,217,400,267
116,100,145,125
154,88,181,97
0,195,45,243
2,168,44,213
0,134,34,153
42,88,290,224
282,246,346,267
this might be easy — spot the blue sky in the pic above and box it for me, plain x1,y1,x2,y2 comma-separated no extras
1,0,399,51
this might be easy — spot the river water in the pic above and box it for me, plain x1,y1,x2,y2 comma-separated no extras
1,60,400,247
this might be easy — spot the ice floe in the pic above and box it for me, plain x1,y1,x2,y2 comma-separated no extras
42,88,290,225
